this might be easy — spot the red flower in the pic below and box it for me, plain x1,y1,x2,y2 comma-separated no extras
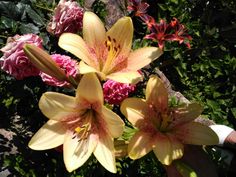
144,18,192,50
144,19,172,50
167,18,192,48
127,0,149,19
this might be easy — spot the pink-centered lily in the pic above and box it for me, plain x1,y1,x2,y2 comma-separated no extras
58,12,162,84
120,75,219,165
28,73,124,173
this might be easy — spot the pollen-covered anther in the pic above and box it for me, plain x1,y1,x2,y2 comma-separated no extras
105,36,121,55
74,123,91,141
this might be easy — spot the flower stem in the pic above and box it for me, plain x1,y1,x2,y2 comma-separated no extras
35,5,54,12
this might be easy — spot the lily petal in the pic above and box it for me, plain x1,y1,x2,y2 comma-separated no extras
128,131,155,160
63,133,98,172
127,47,163,71
83,12,106,49
120,98,148,128
106,16,133,56
170,103,203,128
102,106,124,138
146,75,168,112
153,135,183,165
175,122,219,145
58,33,94,67
93,134,117,173
39,92,76,121
107,71,142,84
76,73,103,104
79,61,106,80
29,120,65,150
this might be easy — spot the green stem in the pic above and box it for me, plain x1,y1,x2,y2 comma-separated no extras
0,35,8,38
35,5,54,12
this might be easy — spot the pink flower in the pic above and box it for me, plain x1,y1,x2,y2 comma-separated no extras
0,34,43,80
39,54,78,87
47,0,84,37
103,80,136,105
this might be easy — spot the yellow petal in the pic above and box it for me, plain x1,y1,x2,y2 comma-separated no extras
39,92,76,121
170,103,203,128
175,122,219,145
23,44,67,81
107,71,142,84
102,106,124,138
120,98,148,128
127,47,163,71
146,75,168,112
93,134,117,173
106,16,133,56
128,131,154,160
153,135,183,165
76,73,103,104
58,33,94,67
79,61,106,80
28,120,65,150
83,12,106,49
63,133,98,172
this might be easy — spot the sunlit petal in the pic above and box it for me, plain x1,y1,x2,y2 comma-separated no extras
107,71,142,84
76,73,103,104
127,47,163,71
102,106,124,138
170,103,203,128
63,133,98,172
78,61,98,74
93,134,117,173
106,17,133,56
79,61,106,80
175,122,219,145
39,92,76,121
146,75,168,112
58,33,94,66
153,135,183,165
28,120,65,150
120,98,148,128
128,131,155,159
83,12,106,48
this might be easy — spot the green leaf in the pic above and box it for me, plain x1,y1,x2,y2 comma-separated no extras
19,23,40,34
25,5,45,26
0,1,21,19
0,16,18,29
231,108,236,119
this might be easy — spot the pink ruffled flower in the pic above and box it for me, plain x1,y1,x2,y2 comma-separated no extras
0,34,43,80
103,80,136,105
39,54,78,87
47,0,84,37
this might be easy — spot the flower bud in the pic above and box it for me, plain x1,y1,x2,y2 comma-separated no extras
40,54,79,87
23,44,67,82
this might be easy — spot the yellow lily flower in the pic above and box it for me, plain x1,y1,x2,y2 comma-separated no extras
28,73,124,173
58,12,162,84
121,75,219,165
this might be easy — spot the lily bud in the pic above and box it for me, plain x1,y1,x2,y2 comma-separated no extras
114,140,128,158
23,44,67,81
174,161,197,177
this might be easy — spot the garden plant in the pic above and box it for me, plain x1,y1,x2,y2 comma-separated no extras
0,0,236,177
